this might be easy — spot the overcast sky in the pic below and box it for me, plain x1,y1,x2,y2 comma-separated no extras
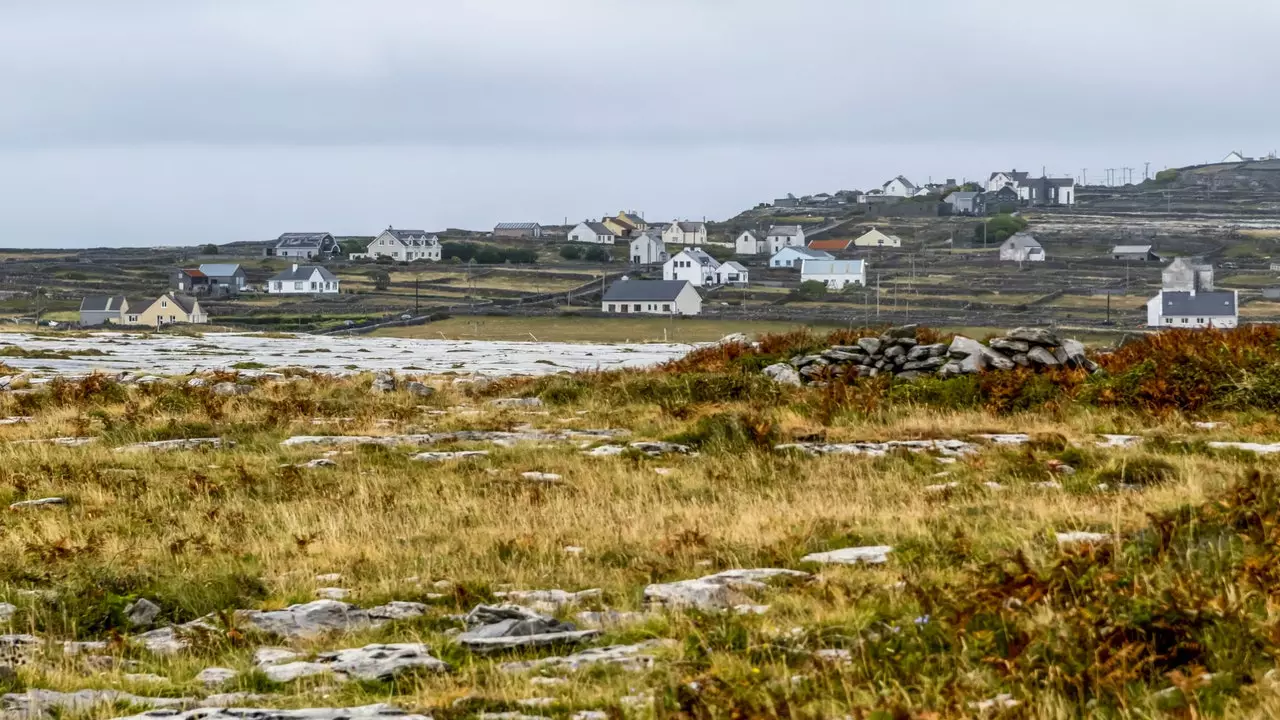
2,1,1277,247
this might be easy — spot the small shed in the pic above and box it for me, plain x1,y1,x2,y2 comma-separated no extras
1112,245,1159,262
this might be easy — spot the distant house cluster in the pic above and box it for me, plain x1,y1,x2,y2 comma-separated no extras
571,212,709,250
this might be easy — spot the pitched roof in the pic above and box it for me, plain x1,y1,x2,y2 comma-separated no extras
718,261,748,273
767,225,804,238
602,280,692,302
387,228,432,240
807,238,853,251
269,265,339,282
1112,245,1154,254
1003,233,1042,250
737,230,758,239
989,171,1030,182
494,223,541,231
180,268,207,278
1160,291,1236,317
168,294,200,314
773,247,834,260
674,248,718,267
802,259,866,275
884,175,917,189
631,230,663,244
276,233,333,247
946,191,981,202
620,212,646,225
198,263,242,277
584,221,615,236
79,295,127,313
676,221,706,233
123,298,146,314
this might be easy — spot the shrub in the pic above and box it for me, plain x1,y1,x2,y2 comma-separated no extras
1155,168,1179,183
795,280,828,301
558,245,583,260
1095,455,1179,486
666,411,778,453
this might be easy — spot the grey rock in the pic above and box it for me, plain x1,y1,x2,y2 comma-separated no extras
404,381,434,397
1053,346,1071,364
894,337,919,349
906,345,931,361
370,373,396,393
125,598,161,628
801,546,892,565
938,361,966,378
856,365,872,377
367,601,430,620
798,364,825,379
107,704,430,720
574,610,650,628
948,335,984,360
456,605,598,653
319,643,449,681
493,589,601,613
884,345,905,359
236,599,425,640
762,363,802,387
873,359,885,369
194,667,238,688
0,689,194,717
892,354,907,367
1006,327,1061,346
123,673,168,685
316,588,349,600
116,438,225,452
1027,347,1059,366
884,324,918,339
856,337,882,355
924,343,948,357
790,355,826,368
135,626,190,655
644,568,810,611
411,451,490,462
499,640,671,674
0,604,14,623
1010,353,1030,367
489,397,543,408
867,367,880,377
186,378,207,388
262,661,331,683
7,497,66,510
254,647,302,667
820,350,862,363
300,458,337,469
988,338,1030,354
984,348,1016,371
895,371,924,381
1061,338,1088,367
212,382,251,397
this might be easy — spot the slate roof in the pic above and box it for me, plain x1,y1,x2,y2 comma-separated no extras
276,233,334,247
768,225,804,238
602,280,691,302
198,264,242,277
676,222,706,233
1003,233,1042,250
885,175,917,189
946,191,981,202
168,294,200,314
494,223,541,231
269,265,339,282
674,248,718,267
584,222,615,236
989,171,1030,183
774,247,834,260
802,259,866,276
621,212,646,225
1160,291,1236,317
80,296,127,313
718,261,748,273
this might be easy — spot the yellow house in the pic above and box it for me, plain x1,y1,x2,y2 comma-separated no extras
134,292,209,327
616,211,647,232
853,228,903,248
600,217,631,237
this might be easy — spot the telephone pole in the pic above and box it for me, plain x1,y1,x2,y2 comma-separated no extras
1144,161,1151,181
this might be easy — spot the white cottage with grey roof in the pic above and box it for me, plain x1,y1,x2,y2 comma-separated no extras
663,248,719,287
999,233,1045,263
601,279,701,316
801,259,866,290
568,221,617,245
1147,259,1237,328
770,246,833,268
267,264,341,294
353,228,441,262
766,225,807,255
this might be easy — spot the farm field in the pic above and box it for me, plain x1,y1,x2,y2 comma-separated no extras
2,326,1280,717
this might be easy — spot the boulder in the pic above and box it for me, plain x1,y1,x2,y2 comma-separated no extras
125,599,161,628
884,345,906,359
499,640,669,674
235,599,424,639
988,338,1030,354
262,661,331,683
894,337,919,349
455,605,598,653
194,668,238,688
856,338,882,355
1060,338,1088,366
1006,327,1061,346
404,382,434,397
370,373,396,393
493,589,601,613
254,648,302,667
643,568,809,611
983,348,1015,371
762,363,802,387
821,350,862,363
906,345,932,361
1052,346,1071,365
1010,353,1030,368
947,336,984,360
801,546,892,565
1026,347,1059,366
938,361,968,378
0,603,14,623
186,378,207,388
883,324,918,339
317,643,449,681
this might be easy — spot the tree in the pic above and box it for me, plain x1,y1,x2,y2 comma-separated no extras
583,246,611,262
975,213,1028,244
370,270,391,291
1155,169,1179,184
960,182,982,192
559,245,583,260
795,280,828,300
201,244,219,255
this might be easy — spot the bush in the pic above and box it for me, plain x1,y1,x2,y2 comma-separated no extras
666,411,778,453
582,246,611,262
558,245,583,260
1154,168,1179,184
370,271,391,291
201,244,219,255
976,213,1028,243
795,280,828,301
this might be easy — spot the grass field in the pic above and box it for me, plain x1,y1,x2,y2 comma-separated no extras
4,326,1280,716
374,315,842,343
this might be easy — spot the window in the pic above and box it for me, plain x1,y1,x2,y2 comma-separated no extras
128,315,137,323
1196,318,1204,324
169,315,175,322
633,304,641,312
294,281,304,290
663,304,671,311
160,300,168,308
1181,318,1188,324
311,282,318,290
607,304,615,312
272,282,281,290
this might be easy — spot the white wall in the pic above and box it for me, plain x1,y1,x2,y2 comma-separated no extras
735,232,763,255
663,252,716,286
268,271,341,294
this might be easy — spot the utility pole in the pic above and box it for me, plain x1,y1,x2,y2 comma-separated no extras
875,272,881,318
1144,161,1151,181
414,275,420,315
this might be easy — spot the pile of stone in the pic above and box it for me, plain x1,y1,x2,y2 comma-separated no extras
763,325,1097,386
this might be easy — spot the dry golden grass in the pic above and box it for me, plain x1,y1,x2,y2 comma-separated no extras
0,372,1274,717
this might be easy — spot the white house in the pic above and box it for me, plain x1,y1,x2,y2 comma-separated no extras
267,264,341,294
882,176,918,198
1147,258,1238,328
662,221,709,247
663,248,719,287
735,230,767,255
999,233,1045,263
352,228,441,262
629,231,667,265
852,228,902,248
601,279,702,316
568,221,618,245
766,225,807,255
1221,151,1248,164
801,259,866,290
715,261,749,286
987,171,1029,193
770,246,833,269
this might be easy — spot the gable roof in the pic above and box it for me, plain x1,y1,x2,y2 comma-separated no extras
1160,290,1236,317
767,225,804,238
602,280,692,302
673,248,718,267
676,221,706,233
1112,245,1154,255
198,263,242,277
807,238,853,251
773,247,834,260
989,171,1030,182
494,222,541,231
583,221,615,236
631,230,663,244
179,268,207,278
718,261,748,273
276,233,334,248
946,191,981,202
620,212,646,225
884,175,917,190
269,265,339,282
737,230,758,239
80,295,127,313
386,228,432,241
167,294,200,314
802,259,865,276
1002,233,1042,250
